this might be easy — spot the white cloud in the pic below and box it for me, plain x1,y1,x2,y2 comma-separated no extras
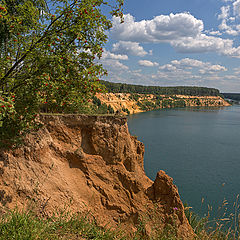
100,57,239,91
218,19,238,35
171,58,205,68
229,17,236,21
112,41,148,56
111,13,203,43
207,30,222,36
111,13,240,57
225,28,239,35
159,58,227,75
131,69,143,77
219,19,229,30
101,59,129,71
102,49,128,60
217,0,240,36
159,64,178,72
208,65,227,71
233,0,240,17
171,34,234,54
218,6,230,20
138,60,159,67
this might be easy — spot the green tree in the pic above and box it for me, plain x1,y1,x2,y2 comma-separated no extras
101,80,221,96
0,0,124,148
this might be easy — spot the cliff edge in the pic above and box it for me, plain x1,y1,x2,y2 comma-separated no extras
0,115,194,239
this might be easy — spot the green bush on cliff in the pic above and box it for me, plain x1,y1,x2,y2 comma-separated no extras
173,99,186,108
91,96,115,114
162,99,173,108
122,107,130,115
129,94,140,101
137,100,156,111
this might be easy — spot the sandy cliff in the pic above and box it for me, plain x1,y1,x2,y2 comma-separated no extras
96,93,231,114
0,115,194,239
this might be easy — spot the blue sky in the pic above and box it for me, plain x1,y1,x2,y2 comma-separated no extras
99,0,240,92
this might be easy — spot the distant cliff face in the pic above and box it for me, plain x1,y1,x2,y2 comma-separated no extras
96,93,231,114
0,115,194,239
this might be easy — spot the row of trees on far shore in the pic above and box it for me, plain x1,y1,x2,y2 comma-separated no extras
101,80,221,96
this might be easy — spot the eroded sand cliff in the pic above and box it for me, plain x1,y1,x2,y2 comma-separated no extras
0,115,195,238
96,93,231,114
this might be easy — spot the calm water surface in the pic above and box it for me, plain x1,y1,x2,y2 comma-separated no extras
128,105,240,216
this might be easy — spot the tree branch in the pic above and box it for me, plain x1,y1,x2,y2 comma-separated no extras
0,8,68,87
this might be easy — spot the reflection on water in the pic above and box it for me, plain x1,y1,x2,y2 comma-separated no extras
128,105,240,217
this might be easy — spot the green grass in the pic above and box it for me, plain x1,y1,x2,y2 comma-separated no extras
0,207,183,240
0,208,127,240
1,200,240,240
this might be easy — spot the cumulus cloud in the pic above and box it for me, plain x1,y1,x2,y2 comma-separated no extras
131,69,143,77
111,13,203,43
147,58,235,90
159,58,227,75
111,13,240,57
171,58,205,68
101,59,129,71
112,41,148,56
218,19,238,35
207,30,222,36
170,34,235,54
208,65,227,71
159,64,178,72
102,49,128,60
138,60,159,67
226,28,239,35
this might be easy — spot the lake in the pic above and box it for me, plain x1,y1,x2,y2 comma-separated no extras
127,105,240,217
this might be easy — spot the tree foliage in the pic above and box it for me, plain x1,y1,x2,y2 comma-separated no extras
0,0,123,148
101,80,221,96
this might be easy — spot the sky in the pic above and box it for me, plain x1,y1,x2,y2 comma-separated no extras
99,0,240,92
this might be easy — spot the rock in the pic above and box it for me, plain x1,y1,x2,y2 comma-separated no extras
0,114,195,239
